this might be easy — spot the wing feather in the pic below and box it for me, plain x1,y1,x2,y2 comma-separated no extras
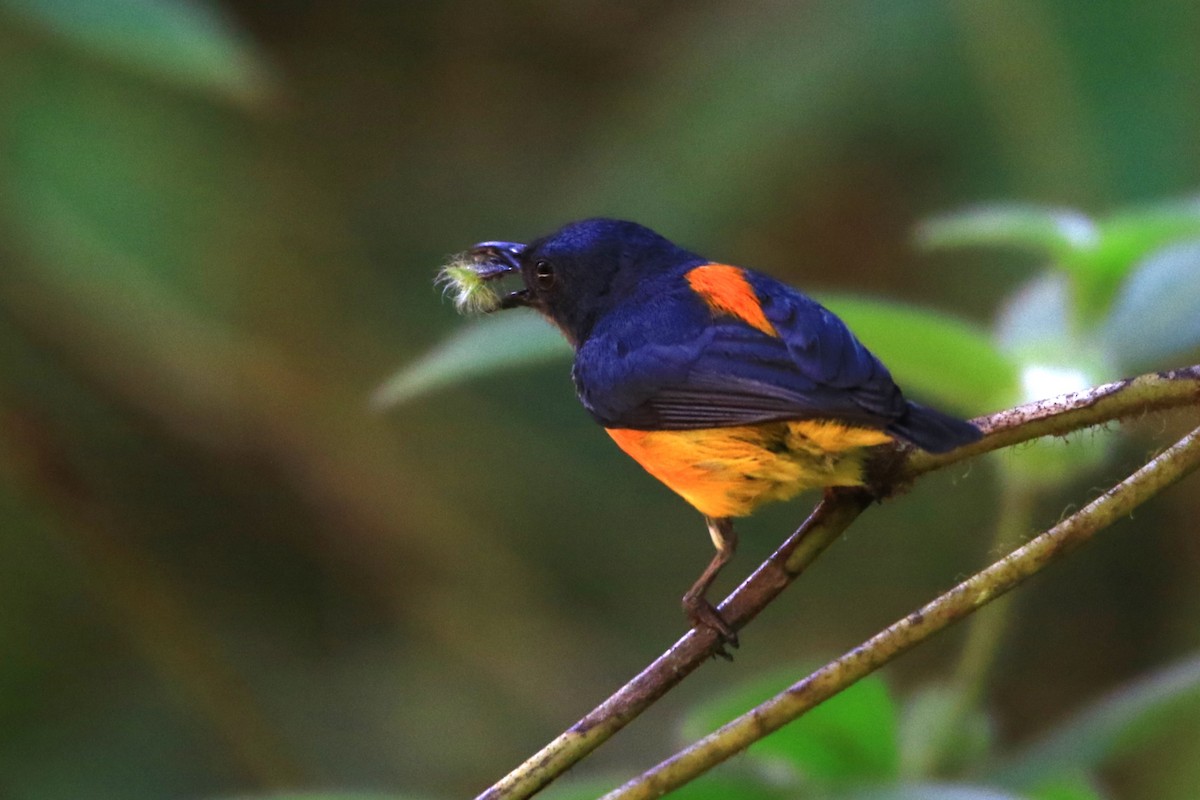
574,272,906,431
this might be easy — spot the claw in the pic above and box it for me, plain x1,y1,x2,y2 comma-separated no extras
683,594,740,654
680,516,741,656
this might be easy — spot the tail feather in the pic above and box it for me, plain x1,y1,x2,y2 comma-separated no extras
887,401,982,454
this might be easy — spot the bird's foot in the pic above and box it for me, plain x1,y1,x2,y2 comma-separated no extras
858,444,911,500
683,594,739,658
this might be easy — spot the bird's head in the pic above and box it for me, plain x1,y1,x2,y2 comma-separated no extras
441,218,698,344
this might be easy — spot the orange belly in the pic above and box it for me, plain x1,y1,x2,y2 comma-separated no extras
606,421,892,518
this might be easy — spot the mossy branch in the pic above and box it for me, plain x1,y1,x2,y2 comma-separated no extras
476,365,1200,800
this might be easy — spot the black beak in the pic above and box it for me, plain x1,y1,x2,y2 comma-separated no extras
466,240,534,310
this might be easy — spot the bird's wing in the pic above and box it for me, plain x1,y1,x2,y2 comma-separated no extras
573,270,908,431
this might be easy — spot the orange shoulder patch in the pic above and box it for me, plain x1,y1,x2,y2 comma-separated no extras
685,263,777,337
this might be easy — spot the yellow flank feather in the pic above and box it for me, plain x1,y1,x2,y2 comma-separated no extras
607,420,892,519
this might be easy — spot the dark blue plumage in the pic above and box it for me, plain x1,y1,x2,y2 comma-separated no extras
553,220,980,454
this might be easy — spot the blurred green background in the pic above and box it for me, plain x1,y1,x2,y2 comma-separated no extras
2,1,1200,798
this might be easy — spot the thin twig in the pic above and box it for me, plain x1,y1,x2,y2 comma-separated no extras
475,494,872,800
905,366,1200,478
606,422,1200,798
476,365,1200,800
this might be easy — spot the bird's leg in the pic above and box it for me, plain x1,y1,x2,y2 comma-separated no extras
681,516,739,652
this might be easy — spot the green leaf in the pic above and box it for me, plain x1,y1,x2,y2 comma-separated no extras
1076,197,1200,324
1091,196,1200,284
993,273,1075,360
915,205,1099,266
990,274,1115,485
372,313,571,408
919,198,1200,328
1100,240,1200,372
2,29,262,294
682,669,899,783
989,653,1200,791
820,294,1017,413
835,784,1028,800
916,204,1145,326
992,274,1116,410
1027,772,1107,800
1,0,271,103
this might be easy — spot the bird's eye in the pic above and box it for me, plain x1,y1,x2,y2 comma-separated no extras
534,260,555,290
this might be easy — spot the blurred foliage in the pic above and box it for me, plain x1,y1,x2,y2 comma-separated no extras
2,1,1200,799
541,653,1200,798
571,649,1200,798
683,671,900,786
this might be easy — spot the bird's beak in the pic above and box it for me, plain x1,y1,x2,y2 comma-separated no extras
466,241,534,310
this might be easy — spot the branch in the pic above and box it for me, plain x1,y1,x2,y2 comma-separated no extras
905,365,1200,478
475,365,1200,800
607,420,1200,798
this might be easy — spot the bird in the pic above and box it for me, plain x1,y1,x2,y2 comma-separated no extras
442,218,981,647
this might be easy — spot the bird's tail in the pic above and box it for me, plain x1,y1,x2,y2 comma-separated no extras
887,401,982,454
